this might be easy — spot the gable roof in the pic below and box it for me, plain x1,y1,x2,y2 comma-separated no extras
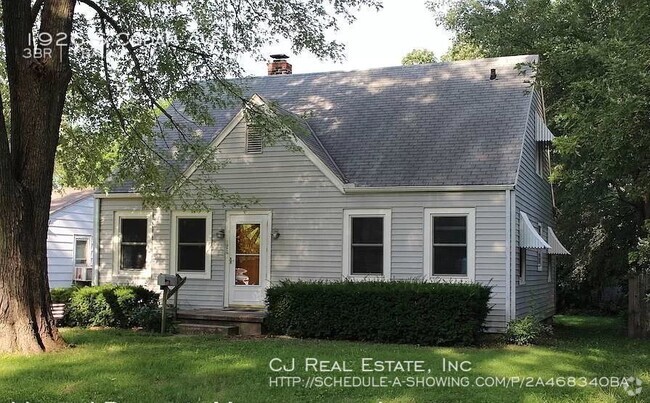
109,55,537,192
50,188,94,215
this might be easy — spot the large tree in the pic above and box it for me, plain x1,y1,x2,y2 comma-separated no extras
401,48,437,65
432,0,650,336
0,0,380,353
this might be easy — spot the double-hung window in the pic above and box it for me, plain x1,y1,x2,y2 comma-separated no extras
114,212,151,272
73,236,92,281
171,212,212,279
343,210,391,280
75,238,89,266
424,208,475,281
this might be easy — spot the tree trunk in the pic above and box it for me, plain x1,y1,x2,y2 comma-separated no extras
628,272,649,338
628,196,650,338
0,191,64,352
0,0,76,353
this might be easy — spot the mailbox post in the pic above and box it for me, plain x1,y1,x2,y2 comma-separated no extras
157,274,186,334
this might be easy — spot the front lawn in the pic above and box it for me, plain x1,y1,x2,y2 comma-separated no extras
1,316,648,402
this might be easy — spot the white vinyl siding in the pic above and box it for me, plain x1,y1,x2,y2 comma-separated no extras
46,196,94,288
514,90,555,319
98,118,510,331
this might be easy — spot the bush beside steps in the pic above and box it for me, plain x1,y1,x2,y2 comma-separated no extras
51,285,171,332
265,280,492,346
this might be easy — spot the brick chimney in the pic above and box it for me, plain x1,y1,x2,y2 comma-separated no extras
267,54,292,75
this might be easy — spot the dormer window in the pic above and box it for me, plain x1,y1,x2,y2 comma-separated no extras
246,125,262,154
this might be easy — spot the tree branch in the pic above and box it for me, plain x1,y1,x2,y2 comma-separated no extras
78,0,202,151
31,0,44,24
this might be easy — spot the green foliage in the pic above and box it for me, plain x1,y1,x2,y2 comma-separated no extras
433,0,650,314
401,49,437,65
51,0,382,209
66,285,162,331
441,40,484,61
130,305,176,333
266,280,491,346
629,221,650,270
505,316,553,346
50,286,80,304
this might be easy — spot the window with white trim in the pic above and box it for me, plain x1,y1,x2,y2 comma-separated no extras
343,210,391,279
74,237,89,266
547,255,553,283
424,208,475,280
171,212,212,279
116,214,149,271
73,236,92,282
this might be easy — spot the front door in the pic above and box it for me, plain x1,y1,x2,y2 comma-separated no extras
226,212,271,307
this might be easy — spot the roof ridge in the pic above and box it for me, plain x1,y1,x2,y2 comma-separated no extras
236,54,539,80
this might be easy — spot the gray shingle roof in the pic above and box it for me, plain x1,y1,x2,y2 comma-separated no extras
109,55,536,192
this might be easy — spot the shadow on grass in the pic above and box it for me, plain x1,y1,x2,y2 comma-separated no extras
0,316,647,403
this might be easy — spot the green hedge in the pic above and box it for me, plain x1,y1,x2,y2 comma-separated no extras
50,286,80,303
265,280,492,346
66,285,161,330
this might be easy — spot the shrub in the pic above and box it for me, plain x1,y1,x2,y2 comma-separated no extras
66,285,160,329
130,305,176,333
50,286,80,303
505,316,553,345
266,280,492,346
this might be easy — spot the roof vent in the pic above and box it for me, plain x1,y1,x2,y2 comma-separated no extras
490,68,497,80
246,125,263,153
267,54,292,75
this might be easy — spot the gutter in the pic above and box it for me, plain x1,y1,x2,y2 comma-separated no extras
94,192,142,199
343,184,514,193
505,189,512,323
509,189,517,320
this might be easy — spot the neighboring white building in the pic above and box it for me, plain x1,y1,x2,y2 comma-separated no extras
47,188,95,288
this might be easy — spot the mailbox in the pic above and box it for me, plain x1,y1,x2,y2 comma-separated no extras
157,274,178,287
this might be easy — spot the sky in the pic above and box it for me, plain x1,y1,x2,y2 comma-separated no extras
240,0,453,76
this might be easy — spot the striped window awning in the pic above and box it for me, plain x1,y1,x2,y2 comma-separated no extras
520,212,551,249
535,113,555,142
547,227,570,255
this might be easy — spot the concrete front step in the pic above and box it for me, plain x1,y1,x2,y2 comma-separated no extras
177,323,239,336
177,309,266,323
177,309,266,336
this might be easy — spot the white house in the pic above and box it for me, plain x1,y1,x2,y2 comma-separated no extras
47,188,95,288
93,55,569,331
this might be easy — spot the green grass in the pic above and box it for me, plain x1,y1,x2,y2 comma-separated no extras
0,316,648,402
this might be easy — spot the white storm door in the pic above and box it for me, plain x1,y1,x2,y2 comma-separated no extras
226,212,271,307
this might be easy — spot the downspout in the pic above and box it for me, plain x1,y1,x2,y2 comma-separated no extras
505,189,512,323
92,196,101,285
510,190,517,320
